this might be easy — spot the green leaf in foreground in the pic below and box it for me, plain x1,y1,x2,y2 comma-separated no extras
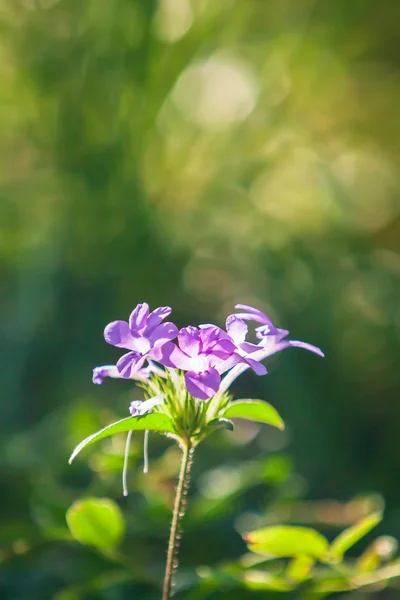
69,414,175,463
329,512,382,561
223,399,284,430
66,497,125,551
244,526,329,559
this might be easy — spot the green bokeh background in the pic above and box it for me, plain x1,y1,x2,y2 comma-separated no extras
1,1,399,598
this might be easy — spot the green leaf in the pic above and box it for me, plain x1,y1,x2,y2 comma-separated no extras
69,414,175,463
222,400,284,430
244,526,329,559
243,570,293,591
66,498,125,551
206,418,234,432
329,512,382,561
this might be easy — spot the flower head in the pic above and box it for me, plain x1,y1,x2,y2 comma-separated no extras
215,304,324,398
160,325,237,400
232,303,324,359
104,303,178,378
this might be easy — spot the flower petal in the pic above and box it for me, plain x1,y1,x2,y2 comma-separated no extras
184,368,221,400
243,356,268,375
104,320,137,350
199,325,236,359
234,304,274,326
239,341,262,354
208,338,237,361
178,326,201,358
214,353,243,374
117,351,147,378
198,325,224,349
145,306,172,334
215,353,267,376
149,322,178,345
256,325,288,339
288,340,324,357
226,315,248,344
129,303,150,333
151,341,193,370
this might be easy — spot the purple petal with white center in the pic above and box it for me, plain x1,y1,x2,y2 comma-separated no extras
226,315,248,344
184,368,221,400
178,326,202,358
152,341,194,370
117,351,147,378
129,335,152,354
288,340,325,357
129,303,150,333
104,320,137,350
145,306,172,334
149,322,178,345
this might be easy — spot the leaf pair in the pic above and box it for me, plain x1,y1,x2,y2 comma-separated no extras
68,399,284,464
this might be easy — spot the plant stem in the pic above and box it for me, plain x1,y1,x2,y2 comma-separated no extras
162,442,194,600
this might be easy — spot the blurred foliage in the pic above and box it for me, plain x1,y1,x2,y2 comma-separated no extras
0,0,399,598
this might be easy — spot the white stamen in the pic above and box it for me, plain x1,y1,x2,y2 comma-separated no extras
122,430,133,496
143,430,149,474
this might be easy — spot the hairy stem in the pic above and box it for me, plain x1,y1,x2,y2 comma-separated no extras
162,442,194,600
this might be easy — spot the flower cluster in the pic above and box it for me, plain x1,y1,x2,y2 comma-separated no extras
94,302,324,408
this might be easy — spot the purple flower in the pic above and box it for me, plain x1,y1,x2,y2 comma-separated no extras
215,304,324,398
233,304,324,358
225,315,268,376
104,303,178,378
160,325,237,400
